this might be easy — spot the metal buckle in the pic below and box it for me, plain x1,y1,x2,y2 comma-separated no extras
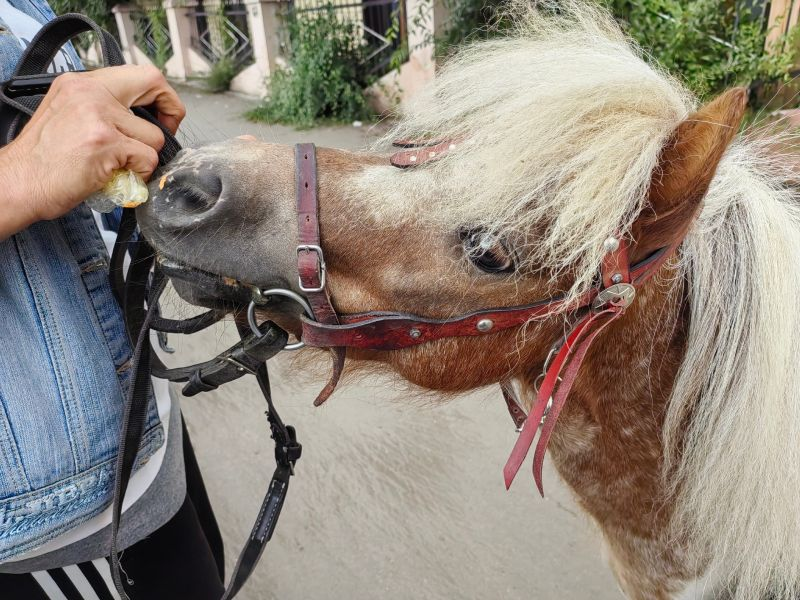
297,244,326,293
591,283,636,313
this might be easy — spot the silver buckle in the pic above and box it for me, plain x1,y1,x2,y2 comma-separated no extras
297,244,326,293
591,283,636,313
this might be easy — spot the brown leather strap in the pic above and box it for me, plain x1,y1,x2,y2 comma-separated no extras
531,310,620,493
312,349,345,407
300,293,591,350
295,143,345,405
601,236,631,287
502,308,621,493
390,139,459,168
299,239,658,351
296,144,339,324
502,240,637,493
501,381,528,431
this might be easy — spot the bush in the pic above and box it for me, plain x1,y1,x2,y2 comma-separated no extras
205,56,238,93
436,0,799,106
603,0,798,100
247,5,374,129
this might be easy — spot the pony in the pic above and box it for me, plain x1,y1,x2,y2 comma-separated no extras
135,2,800,598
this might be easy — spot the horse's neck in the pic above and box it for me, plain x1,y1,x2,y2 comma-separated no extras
525,274,699,597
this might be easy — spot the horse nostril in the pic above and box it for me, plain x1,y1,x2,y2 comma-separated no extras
157,170,223,221
173,184,216,214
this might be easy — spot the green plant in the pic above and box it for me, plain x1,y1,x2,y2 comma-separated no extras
247,5,375,128
205,56,238,93
202,3,242,93
433,0,799,107
49,0,118,49
50,0,115,29
437,0,511,53
145,7,171,71
603,0,798,100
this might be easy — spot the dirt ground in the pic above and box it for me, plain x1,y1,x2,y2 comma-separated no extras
163,86,622,600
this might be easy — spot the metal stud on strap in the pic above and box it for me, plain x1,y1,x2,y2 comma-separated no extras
591,283,636,312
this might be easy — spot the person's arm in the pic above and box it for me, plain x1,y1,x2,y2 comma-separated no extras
0,64,185,239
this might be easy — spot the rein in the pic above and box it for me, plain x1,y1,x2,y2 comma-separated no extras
244,142,683,495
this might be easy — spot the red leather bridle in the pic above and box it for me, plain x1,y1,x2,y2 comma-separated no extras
260,143,683,495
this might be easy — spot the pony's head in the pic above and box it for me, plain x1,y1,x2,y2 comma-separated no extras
137,2,800,598
138,2,741,391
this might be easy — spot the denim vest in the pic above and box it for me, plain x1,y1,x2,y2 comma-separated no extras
0,0,163,561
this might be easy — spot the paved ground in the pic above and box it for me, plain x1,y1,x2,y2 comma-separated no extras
163,86,622,600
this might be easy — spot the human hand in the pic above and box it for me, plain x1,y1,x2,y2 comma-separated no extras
0,64,185,238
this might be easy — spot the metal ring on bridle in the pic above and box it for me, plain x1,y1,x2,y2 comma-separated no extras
247,288,314,351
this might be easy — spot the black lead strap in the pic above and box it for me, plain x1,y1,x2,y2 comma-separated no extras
116,271,300,600
0,14,301,600
221,360,302,600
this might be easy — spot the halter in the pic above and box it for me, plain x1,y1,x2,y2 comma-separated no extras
246,143,683,495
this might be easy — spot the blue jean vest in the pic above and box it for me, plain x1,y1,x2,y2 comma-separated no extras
0,0,163,561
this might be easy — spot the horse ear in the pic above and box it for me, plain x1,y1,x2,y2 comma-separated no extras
631,87,748,260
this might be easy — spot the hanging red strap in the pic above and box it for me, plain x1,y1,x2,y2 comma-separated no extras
531,309,622,494
503,312,595,489
503,306,624,494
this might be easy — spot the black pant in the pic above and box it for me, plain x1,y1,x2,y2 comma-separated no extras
0,420,225,600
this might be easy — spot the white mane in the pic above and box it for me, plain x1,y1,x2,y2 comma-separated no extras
666,138,800,599
359,0,693,302
355,2,800,597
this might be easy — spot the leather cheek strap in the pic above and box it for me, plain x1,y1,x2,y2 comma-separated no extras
295,143,345,406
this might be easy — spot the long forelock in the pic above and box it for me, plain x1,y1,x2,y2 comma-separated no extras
355,0,693,303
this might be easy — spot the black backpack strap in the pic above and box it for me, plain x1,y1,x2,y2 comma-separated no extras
12,13,122,77
0,12,181,160
0,13,124,142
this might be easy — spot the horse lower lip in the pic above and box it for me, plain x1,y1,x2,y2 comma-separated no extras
156,256,252,307
158,257,198,279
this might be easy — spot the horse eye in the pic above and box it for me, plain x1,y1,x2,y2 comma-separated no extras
462,230,515,274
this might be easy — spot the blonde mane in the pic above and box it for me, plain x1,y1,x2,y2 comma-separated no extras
358,1,693,302
354,2,800,597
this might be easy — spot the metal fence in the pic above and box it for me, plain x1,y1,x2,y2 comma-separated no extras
189,1,254,69
132,9,174,68
290,0,406,75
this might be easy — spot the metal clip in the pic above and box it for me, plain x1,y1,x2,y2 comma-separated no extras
591,283,636,313
157,330,175,354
